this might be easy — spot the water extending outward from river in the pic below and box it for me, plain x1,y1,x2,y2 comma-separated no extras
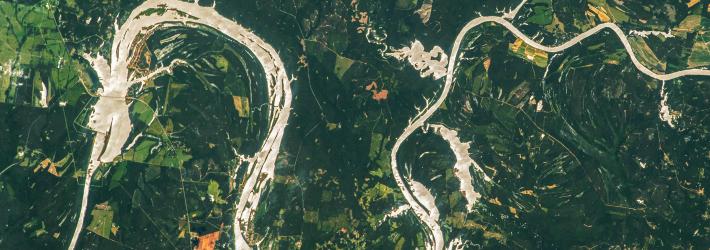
0,0,708,249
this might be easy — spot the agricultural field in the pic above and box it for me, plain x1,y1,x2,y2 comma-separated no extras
0,0,708,249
